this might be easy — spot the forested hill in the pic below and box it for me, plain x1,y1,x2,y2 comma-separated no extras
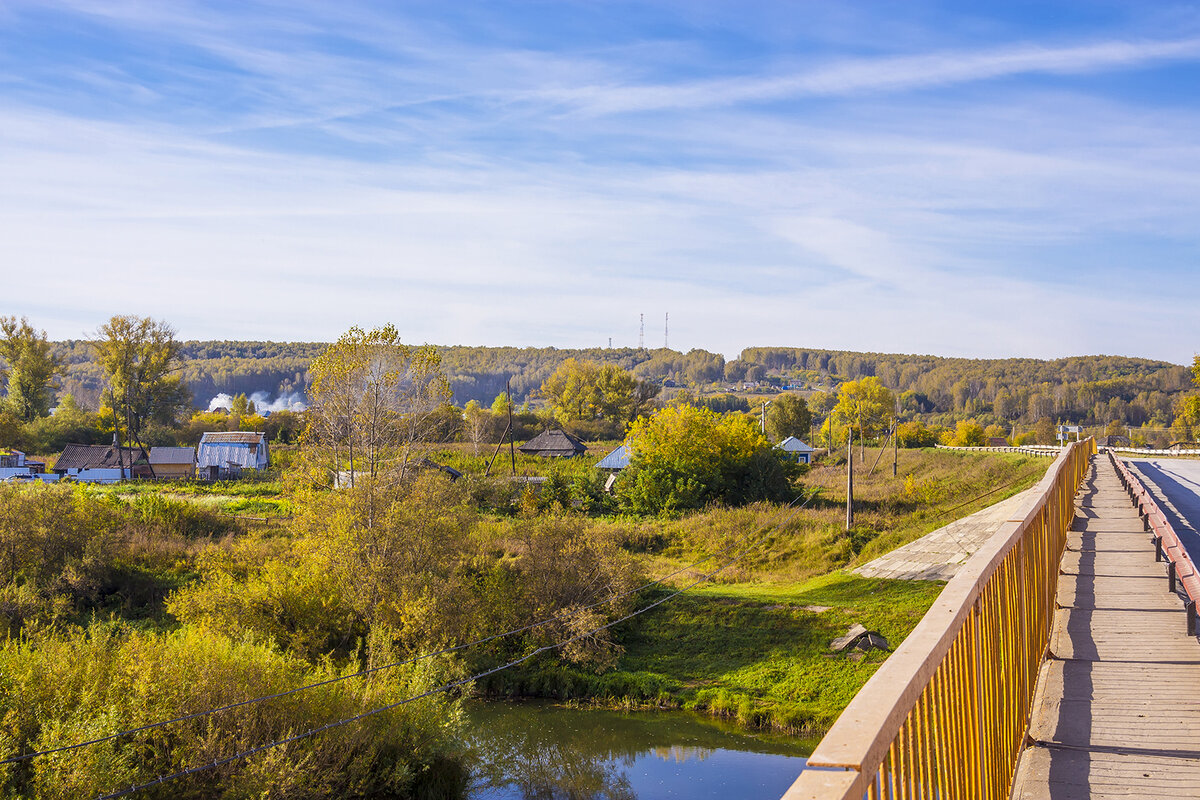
49,340,1191,427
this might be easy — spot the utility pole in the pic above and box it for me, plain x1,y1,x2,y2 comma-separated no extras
760,401,771,434
638,314,644,350
664,312,669,349
893,422,898,477
507,378,516,475
846,429,854,530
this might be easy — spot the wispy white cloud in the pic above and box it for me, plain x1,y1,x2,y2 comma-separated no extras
542,37,1200,114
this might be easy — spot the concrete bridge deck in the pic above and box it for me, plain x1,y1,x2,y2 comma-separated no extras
1011,455,1200,799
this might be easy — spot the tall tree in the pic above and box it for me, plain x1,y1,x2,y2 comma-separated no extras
93,315,190,448
0,316,61,422
306,324,451,497
765,393,812,442
833,376,895,458
539,358,658,425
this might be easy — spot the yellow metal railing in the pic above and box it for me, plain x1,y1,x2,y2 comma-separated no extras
785,438,1095,800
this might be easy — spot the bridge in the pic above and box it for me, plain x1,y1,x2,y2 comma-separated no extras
785,440,1200,800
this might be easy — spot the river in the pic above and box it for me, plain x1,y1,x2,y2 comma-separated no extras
460,701,818,800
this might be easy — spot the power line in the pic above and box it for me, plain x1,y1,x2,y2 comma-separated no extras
4,494,809,768
94,490,814,800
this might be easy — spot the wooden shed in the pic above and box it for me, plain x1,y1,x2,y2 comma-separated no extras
149,447,197,480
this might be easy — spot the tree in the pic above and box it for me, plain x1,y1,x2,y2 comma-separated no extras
306,325,451,497
0,316,61,422
462,400,492,456
617,405,798,514
93,315,190,448
539,358,658,425
765,393,812,442
833,376,895,457
947,420,986,447
1034,417,1057,445
229,393,255,416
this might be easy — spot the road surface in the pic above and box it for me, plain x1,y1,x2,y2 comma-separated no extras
1127,457,1200,562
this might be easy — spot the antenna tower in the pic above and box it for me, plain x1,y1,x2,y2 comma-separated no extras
664,312,669,349
638,314,644,349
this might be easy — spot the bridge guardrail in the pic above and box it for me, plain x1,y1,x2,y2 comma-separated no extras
784,438,1095,800
1109,451,1200,629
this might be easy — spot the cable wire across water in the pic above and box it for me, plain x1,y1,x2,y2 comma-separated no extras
91,490,815,799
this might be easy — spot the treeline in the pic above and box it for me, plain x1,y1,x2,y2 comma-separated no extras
41,340,1195,429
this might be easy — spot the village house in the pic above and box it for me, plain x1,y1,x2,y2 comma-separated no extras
517,429,587,458
0,449,45,480
53,443,151,482
776,436,815,464
197,431,269,480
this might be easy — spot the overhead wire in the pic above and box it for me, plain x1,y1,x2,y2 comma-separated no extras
93,489,815,800
3,490,812,768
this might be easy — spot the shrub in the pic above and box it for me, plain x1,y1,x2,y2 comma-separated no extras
0,625,461,799
617,405,799,515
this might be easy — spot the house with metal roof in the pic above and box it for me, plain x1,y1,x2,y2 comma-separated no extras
776,436,815,464
149,446,197,480
517,429,587,458
53,443,151,482
595,444,631,471
198,432,269,480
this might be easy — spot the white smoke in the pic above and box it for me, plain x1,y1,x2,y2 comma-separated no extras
250,391,307,413
207,393,233,412
205,392,307,414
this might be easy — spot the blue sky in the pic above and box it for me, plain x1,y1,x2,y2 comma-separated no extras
2,1,1199,363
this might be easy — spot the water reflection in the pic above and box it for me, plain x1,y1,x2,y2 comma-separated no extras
461,701,814,800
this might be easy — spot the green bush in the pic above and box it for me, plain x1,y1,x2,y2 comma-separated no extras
0,624,461,799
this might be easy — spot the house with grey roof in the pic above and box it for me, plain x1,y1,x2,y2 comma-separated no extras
197,431,269,480
777,436,815,464
517,429,587,458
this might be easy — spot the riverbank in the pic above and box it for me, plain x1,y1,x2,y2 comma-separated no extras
476,448,1050,733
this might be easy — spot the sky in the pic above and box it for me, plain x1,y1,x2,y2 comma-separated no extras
1,1,1199,364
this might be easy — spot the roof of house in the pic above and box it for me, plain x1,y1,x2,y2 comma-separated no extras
150,447,196,465
197,444,263,469
56,444,148,471
777,436,815,453
199,431,267,445
595,444,631,470
517,429,588,457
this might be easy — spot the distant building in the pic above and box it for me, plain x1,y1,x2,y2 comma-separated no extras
197,432,270,480
0,449,45,479
149,446,197,480
776,436,815,464
517,429,587,458
53,443,151,482
987,437,1008,447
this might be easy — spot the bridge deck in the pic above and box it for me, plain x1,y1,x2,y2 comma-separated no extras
1011,456,1200,799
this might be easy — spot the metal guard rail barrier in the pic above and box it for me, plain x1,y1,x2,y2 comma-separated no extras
784,438,1096,800
1108,451,1200,630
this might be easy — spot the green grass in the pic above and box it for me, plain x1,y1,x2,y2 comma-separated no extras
623,574,941,731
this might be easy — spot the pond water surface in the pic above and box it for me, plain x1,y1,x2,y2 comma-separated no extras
461,701,818,800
